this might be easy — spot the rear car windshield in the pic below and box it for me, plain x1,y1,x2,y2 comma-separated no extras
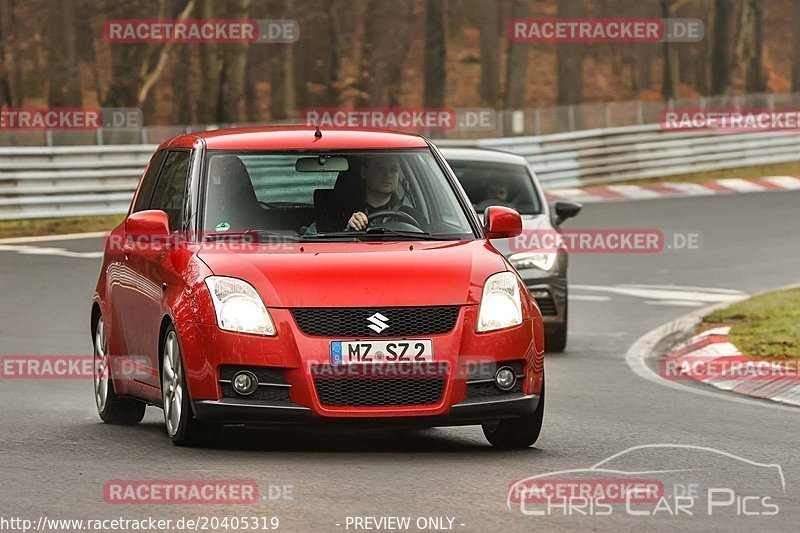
447,160,543,215
202,149,476,240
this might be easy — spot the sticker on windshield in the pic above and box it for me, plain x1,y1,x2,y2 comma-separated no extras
215,221,231,232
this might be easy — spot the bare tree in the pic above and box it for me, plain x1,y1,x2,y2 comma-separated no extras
710,0,735,96
424,0,447,107
218,0,253,123
504,0,529,109
556,0,582,106
479,0,499,106
743,0,765,93
47,0,82,106
794,1,800,92
661,0,680,100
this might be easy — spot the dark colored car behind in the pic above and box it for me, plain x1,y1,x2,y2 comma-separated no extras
441,148,581,352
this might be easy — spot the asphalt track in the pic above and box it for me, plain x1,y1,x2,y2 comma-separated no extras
0,190,798,532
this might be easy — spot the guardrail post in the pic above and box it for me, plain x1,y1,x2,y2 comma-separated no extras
45,130,53,147
568,106,576,131
96,128,103,145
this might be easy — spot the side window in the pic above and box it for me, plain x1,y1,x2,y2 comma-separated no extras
132,151,166,213
150,151,191,231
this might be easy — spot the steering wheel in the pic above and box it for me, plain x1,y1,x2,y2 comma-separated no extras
367,209,423,230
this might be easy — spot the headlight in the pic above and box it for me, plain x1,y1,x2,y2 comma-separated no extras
508,251,556,271
477,272,523,333
204,276,276,336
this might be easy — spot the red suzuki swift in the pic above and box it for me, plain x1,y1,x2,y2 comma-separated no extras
91,127,545,447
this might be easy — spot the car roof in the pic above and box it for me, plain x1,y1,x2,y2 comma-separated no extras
439,147,529,166
158,126,430,151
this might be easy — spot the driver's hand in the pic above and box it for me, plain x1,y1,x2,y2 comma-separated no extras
346,211,369,231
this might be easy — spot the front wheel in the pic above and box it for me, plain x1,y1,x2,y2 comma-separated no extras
482,380,545,448
93,314,146,425
161,325,210,446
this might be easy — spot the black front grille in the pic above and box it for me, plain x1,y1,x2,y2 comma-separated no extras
291,306,460,337
534,296,558,316
312,363,447,407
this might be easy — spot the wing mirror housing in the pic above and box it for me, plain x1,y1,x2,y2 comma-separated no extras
553,200,582,226
484,206,523,239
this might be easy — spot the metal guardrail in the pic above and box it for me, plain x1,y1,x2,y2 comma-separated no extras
1,124,799,220
438,124,800,188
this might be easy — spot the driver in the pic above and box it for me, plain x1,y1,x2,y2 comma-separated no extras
345,155,423,231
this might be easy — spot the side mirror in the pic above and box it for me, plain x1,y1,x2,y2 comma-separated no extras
553,200,582,226
124,210,171,250
484,206,523,239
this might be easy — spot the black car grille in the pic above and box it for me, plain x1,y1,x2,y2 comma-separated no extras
311,363,447,407
219,365,291,402
534,295,558,316
291,306,460,337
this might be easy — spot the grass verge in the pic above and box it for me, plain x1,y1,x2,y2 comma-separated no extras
702,287,800,359
0,214,124,240
608,161,800,186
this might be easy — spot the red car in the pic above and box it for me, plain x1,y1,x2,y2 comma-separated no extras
91,127,545,447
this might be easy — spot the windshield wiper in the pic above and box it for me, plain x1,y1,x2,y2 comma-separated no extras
305,228,441,241
203,230,300,243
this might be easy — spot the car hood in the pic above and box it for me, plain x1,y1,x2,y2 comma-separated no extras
483,214,554,257
197,239,508,308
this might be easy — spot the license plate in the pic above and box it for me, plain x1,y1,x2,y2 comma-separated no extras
330,340,433,365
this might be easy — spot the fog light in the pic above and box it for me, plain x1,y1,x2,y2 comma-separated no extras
495,367,517,391
232,371,258,396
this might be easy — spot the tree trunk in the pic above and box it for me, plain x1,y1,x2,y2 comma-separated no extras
744,0,765,93
479,0,499,106
0,2,13,107
219,0,252,123
794,1,800,91
504,0,529,109
710,0,734,96
556,0,582,106
46,0,82,106
423,0,446,107
197,0,220,123
661,0,680,100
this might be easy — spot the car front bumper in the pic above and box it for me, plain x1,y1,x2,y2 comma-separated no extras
177,305,544,425
192,392,540,427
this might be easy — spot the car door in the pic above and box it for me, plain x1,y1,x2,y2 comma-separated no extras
107,150,164,360
120,150,191,394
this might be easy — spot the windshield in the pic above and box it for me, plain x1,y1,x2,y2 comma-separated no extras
202,149,475,241
447,160,543,215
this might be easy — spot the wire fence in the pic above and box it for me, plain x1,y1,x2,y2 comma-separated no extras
2,92,799,146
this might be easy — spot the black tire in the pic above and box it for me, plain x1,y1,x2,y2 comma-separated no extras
160,325,211,446
482,380,545,448
545,298,568,353
93,314,146,425
545,324,567,353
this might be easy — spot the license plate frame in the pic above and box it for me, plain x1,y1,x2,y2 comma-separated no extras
330,339,434,365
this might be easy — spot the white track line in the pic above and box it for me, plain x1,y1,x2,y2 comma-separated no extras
0,231,107,244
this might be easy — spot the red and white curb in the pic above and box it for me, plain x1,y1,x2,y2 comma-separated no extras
664,326,800,407
545,176,800,204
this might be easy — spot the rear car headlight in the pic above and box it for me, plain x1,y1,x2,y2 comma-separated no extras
477,272,523,333
508,251,556,271
204,276,276,336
